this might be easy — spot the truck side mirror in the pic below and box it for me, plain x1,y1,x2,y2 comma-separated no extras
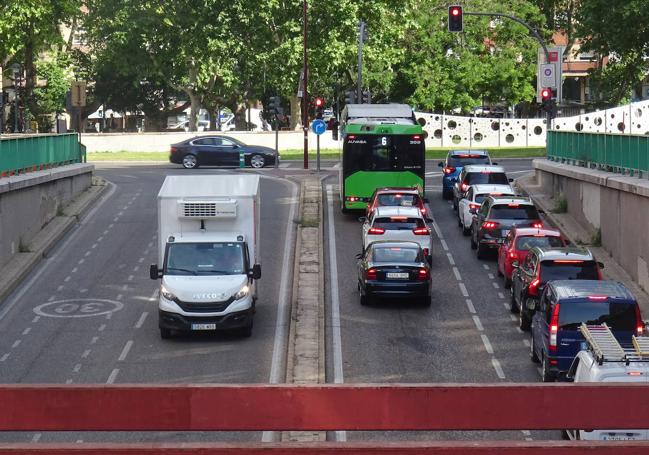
150,264,161,280
249,263,261,280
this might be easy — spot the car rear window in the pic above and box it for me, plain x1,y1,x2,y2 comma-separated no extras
372,247,420,263
558,302,638,331
448,155,491,167
540,261,599,281
373,217,425,230
377,194,420,208
490,204,539,220
464,172,508,185
515,235,564,251
475,192,512,204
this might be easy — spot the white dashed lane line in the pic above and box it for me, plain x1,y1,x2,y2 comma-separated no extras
446,253,455,265
71,267,78,273
12,340,21,348
465,299,476,314
73,363,82,373
32,316,40,323
106,369,119,384
118,340,134,362
82,349,91,358
503,302,510,310
135,312,148,329
22,327,30,335
30,434,41,443
492,282,499,289
523,339,531,347
458,283,469,297
491,358,506,379
440,239,449,251
498,292,505,299
472,316,484,331
488,273,494,279
98,324,106,332
90,336,99,345
482,264,490,270
452,267,462,281
481,335,494,354
0,354,9,362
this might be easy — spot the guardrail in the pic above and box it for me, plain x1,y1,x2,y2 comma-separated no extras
0,133,84,177
1,384,649,453
547,130,649,177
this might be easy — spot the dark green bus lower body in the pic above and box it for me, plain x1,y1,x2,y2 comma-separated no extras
341,171,424,211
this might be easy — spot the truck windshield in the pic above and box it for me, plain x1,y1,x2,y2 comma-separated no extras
165,242,245,275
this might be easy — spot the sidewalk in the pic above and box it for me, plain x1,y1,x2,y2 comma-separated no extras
515,173,649,315
0,177,108,304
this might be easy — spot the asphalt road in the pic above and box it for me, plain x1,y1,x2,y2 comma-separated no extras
323,158,558,442
0,164,298,443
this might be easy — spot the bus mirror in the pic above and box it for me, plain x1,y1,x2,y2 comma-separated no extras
421,131,428,139
417,117,426,127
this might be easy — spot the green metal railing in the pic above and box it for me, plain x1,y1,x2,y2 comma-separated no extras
0,133,84,177
547,131,649,177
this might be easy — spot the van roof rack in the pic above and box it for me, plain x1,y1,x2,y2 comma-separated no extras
580,323,649,365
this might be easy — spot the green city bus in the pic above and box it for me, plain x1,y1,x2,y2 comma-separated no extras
339,104,426,212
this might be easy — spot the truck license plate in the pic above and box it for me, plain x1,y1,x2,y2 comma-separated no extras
386,272,409,279
192,323,216,331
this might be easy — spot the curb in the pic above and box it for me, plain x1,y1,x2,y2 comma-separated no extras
0,178,109,305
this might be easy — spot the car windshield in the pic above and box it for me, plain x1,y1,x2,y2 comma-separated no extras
559,302,637,331
448,155,490,167
372,247,420,263
165,242,245,275
490,204,539,220
373,217,425,230
377,193,420,208
515,236,564,251
540,261,599,281
464,172,509,185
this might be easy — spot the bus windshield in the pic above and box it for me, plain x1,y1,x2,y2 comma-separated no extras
344,135,423,174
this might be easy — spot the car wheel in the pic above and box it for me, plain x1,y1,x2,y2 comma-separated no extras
541,354,555,382
519,299,532,331
462,224,471,236
182,154,198,169
530,335,540,363
470,233,477,249
457,215,462,228
359,282,370,306
503,277,512,289
250,154,265,168
421,295,431,307
160,327,174,339
239,321,253,338
476,244,486,260
510,288,518,313
497,266,503,277
452,199,458,211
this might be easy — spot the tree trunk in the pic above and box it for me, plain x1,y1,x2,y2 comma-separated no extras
290,95,302,130
189,91,201,132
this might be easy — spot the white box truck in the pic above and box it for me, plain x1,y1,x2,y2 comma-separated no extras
150,174,261,338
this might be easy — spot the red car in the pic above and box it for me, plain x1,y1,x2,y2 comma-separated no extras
366,187,427,218
497,227,566,288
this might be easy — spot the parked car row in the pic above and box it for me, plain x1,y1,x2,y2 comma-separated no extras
444,149,645,390
356,187,434,306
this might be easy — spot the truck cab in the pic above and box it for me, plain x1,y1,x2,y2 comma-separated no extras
150,175,261,338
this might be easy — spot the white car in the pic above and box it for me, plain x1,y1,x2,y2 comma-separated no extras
361,206,433,264
457,184,515,235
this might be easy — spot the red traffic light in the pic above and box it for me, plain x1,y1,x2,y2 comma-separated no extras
448,5,463,32
541,88,553,100
314,97,324,107
450,6,461,16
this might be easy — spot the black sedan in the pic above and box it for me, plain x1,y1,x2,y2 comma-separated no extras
357,241,431,306
170,135,279,169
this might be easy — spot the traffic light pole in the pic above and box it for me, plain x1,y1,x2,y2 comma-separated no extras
357,21,366,103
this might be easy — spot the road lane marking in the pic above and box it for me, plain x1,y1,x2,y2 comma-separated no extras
106,312,112,320
65,379,73,384
97,236,104,242
48,296,56,302
73,363,82,373
108,223,114,229
133,266,139,272
498,292,505,299
64,276,71,282
279,163,290,168
12,340,21,348
430,216,444,239
116,294,123,301
503,302,510,310
103,230,109,236
488,273,494,279
78,258,85,264
138,257,145,263
127,275,134,281
118,340,134,361
82,349,91,358
57,285,64,292
466,299,476,314
122,284,128,291
446,253,455,265
98,324,106,331
492,358,506,379
22,328,31,335
71,267,78,273
481,335,494,354
84,251,92,257
112,217,119,222
91,336,99,344
440,239,449,251
523,339,531,347
452,267,462,281
492,282,499,289
510,315,518,322
106,368,119,384
30,434,41,443
0,354,9,362
32,316,40,323
473,316,484,331
459,283,469,297
92,243,98,249
483,264,490,270
135,312,148,329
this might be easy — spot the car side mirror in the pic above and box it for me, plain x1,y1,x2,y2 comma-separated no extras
249,263,262,280
358,216,367,223
598,261,605,269
232,144,240,149
537,209,546,215
355,252,363,259
438,161,444,167
511,261,519,269
426,217,433,223
508,178,514,182
492,162,498,165
149,264,161,280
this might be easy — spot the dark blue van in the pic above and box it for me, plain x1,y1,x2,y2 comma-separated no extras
438,150,491,200
530,280,643,382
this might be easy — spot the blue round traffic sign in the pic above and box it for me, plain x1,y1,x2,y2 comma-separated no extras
311,119,327,135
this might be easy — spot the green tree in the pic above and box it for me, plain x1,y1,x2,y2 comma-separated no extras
33,54,71,131
576,0,649,105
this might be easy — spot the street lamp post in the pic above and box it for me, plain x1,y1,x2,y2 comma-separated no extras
10,64,21,133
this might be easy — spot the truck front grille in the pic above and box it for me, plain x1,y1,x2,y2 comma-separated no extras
176,297,235,313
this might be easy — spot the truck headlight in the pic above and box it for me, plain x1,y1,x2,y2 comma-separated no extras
160,285,177,301
234,285,250,300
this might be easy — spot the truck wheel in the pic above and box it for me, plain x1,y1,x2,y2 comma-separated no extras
160,327,174,339
519,302,532,331
182,154,199,169
541,354,555,382
530,335,540,363
250,154,265,168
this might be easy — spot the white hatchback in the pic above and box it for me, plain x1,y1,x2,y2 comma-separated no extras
361,206,433,264
457,184,515,235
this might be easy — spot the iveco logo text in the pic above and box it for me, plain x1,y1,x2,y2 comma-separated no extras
192,293,223,300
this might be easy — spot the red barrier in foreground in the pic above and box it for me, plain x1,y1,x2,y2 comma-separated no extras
1,384,649,453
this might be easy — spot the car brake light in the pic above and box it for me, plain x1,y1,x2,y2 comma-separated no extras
549,304,560,352
417,268,430,281
491,193,503,196
460,183,468,192
509,251,517,259
480,170,492,174
348,135,356,139
423,248,430,257
347,196,359,202
507,203,520,207
528,277,541,296
413,135,421,140
553,260,584,264
366,268,377,280
413,227,430,235
443,166,456,175
469,203,480,210
587,295,608,300
170,146,178,153
482,221,499,229
390,216,408,220
635,305,643,335
532,222,543,229
368,227,385,235
628,371,643,376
